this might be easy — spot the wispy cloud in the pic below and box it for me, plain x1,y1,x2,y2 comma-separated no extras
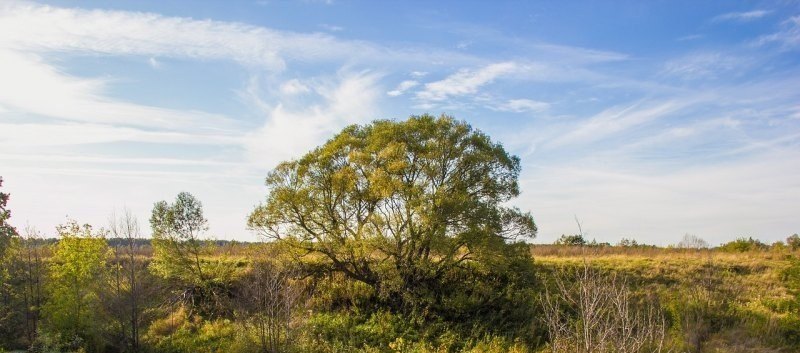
279,79,312,95
0,2,477,71
0,50,237,132
319,23,343,32
416,62,517,102
547,100,688,149
148,57,161,68
243,71,383,167
387,80,418,97
489,99,550,113
0,122,240,148
676,34,704,41
755,15,800,50
660,52,746,80
712,10,771,23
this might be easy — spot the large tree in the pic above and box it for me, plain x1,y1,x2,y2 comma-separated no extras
248,114,536,306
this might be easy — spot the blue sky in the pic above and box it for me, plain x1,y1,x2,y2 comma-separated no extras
1,0,798,245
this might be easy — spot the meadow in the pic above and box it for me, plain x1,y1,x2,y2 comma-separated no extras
2,235,800,353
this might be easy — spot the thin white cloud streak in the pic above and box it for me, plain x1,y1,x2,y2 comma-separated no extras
387,80,419,96
416,62,517,101
547,100,689,149
755,15,800,50
0,122,241,147
0,1,479,70
527,43,629,63
319,23,343,32
660,52,746,80
618,117,741,151
0,50,238,132
0,153,243,167
712,10,771,23
489,99,550,113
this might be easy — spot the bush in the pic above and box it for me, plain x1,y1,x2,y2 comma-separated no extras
787,234,800,251
554,234,586,246
145,307,239,353
719,237,768,252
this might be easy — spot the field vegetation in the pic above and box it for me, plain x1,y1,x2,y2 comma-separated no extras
0,116,798,353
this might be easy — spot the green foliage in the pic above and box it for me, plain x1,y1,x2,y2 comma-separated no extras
787,234,800,251
719,237,768,252
150,192,209,284
150,192,240,317
248,115,536,312
0,177,17,259
41,220,110,353
617,237,639,247
553,234,585,246
145,308,240,353
299,310,530,353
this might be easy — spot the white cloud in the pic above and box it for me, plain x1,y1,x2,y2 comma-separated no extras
0,2,479,70
712,9,771,23
387,80,418,96
0,50,237,131
244,71,383,168
661,52,745,79
416,62,517,102
0,122,240,148
676,34,703,41
148,57,161,68
489,98,550,113
548,100,688,149
756,16,800,50
279,79,311,95
319,23,343,32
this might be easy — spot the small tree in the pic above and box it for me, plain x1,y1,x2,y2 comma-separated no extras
555,234,586,246
42,220,111,353
106,210,150,352
541,262,668,353
150,192,236,317
20,225,45,346
236,258,305,353
787,234,800,251
618,238,639,247
676,234,709,249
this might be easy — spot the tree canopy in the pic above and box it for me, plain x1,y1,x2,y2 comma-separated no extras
150,192,238,317
0,177,17,258
248,114,536,305
42,220,110,352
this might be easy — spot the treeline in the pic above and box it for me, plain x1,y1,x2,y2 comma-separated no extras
551,232,800,251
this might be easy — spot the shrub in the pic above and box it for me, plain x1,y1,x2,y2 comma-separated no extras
719,237,768,252
554,234,586,246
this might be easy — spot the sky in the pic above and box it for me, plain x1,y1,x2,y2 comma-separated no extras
0,0,798,245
